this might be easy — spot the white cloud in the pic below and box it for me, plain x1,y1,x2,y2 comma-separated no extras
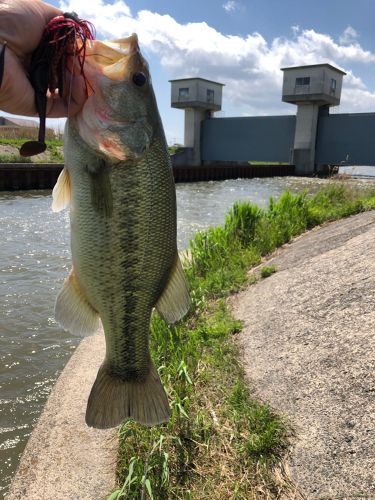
339,26,359,46
291,25,300,36
223,1,237,13
59,0,375,118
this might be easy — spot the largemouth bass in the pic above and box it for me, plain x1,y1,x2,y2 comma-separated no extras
52,34,190,429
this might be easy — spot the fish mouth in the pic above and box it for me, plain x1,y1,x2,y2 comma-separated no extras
84,34,144,82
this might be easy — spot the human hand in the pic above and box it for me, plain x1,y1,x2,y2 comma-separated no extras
0,0,88,118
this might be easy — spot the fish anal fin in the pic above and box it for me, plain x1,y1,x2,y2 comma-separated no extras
55,269,100,336
86,360,171,428
52,167,71,212
155,255,190,324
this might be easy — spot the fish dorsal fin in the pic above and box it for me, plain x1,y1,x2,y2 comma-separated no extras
52,167,71,212
55,268,100,336
155,255,190,324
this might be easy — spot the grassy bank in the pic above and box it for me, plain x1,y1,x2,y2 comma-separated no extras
0,138,64,163
111,183,375,499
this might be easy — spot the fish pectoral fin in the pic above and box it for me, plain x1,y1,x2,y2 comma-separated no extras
52,167,71,212
155,255,191,324
88,160,113,217
55,269,100,336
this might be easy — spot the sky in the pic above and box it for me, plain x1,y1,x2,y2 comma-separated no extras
10,0,375,144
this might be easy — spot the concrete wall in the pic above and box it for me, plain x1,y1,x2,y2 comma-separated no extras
293,104,320,175
196,82,223,108
171,79,199,102
201,116,296,162
316,113,375,166
6,331,118,500
199,111,375,171
322,66,344,98
0,164,63,190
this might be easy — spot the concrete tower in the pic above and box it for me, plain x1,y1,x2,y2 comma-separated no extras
281,64,346,175
170,77,224,166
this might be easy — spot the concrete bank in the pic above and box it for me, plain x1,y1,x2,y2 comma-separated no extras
6,331,117,500
232,210,375,498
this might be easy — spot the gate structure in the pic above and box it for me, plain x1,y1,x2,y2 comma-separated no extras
170,67,375,176
316,113,375,166
201,116,295,163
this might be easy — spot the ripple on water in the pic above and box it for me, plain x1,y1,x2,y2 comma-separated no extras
1,177,373,496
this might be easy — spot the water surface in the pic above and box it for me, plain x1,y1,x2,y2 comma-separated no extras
0,175,373,496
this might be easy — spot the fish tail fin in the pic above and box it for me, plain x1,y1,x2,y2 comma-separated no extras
85,360,170,429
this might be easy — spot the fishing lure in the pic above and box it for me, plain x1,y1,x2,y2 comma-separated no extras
20,12,95,157
0,41,6,91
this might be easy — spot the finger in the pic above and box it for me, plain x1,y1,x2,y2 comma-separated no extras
0,47,88,119
0,0,62,59
0,46,37,116
47,71,88,118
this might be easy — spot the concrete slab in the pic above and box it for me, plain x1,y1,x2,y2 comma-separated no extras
232,211,375,498
6,331,118,500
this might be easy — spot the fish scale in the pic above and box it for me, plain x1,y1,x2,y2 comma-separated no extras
67,125,177,380
53,34,190,428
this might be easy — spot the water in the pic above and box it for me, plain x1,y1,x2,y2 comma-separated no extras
0,175,371,496
339,165,375,178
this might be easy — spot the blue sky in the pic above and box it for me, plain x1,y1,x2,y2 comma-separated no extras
19,1,375,143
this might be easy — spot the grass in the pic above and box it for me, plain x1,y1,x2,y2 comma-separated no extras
112,182,375,499
1,139,181,162
0,138,64,163
0,138,63,147
260,265,277,278
248,161,289,165
0,152,32,163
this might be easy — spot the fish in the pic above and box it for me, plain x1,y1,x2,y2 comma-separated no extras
51,34,190,429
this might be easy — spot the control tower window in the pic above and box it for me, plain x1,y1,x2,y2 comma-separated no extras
296,77,310,86
179,88,189,100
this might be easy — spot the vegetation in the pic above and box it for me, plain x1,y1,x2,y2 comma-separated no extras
248,161,289,165
0,126,57,140
168,144,184,155
0,138,63,147
0,138,64,163
1,138,182,162
260,265,277,278
0,152,32,163
111,183,375,499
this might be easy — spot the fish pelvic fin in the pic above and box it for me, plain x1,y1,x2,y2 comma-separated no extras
55,268,100,336
85,360,171,429
155,255,191,324
52,167,71,212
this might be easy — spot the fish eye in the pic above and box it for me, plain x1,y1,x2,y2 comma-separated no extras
132,72,147,87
